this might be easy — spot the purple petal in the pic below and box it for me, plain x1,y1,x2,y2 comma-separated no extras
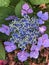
27,8,33,14
5,46,13,52
38,19,45,24
5,44,16,52
37,11,42,18
39,26,46,33
38,37,43,47
42,34,48,40
30,51,39,59
31,45,40,51
0,27,5,33
5,15,16,20
37,34,49,47
2,24,10,35
42,39,49,47
21,10,27,15
17,51,29,62
10,44,16,50
0,27,10,35
4,29,10,35
2,24,9,29
22,3,29,11
41,12,48,21
4,41,14,46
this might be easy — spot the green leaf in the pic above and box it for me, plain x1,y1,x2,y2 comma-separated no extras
0,7,14,25
45,16,49,35
15,0,25,17
24,61,29,65
0,42,5,60
0,7,14,41
10,0,20,6
0,0,10,7
29,0,49,5
0,33,10,41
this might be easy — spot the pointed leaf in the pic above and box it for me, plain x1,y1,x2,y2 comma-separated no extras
0,42,5,60
15,0,25,17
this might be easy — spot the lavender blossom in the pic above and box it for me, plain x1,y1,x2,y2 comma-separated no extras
39,26,46,34
17,51,29,62
5,15,18,20
5,9,48,61
4,41,14,46
0,24,10,35
30,51,39,59
38,34,49,48
4,41,16,52
30,44,40,59
37,11,48,21
21,3,33,15
31,44,40,51
38,19,45,24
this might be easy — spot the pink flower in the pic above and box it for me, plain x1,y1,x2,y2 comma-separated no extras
0,60,7,65
48,63,49,65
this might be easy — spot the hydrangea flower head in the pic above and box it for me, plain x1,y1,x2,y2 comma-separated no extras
9,14,40,50
3,5,48,62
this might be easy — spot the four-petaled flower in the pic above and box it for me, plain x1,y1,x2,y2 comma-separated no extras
30,44,40,59
4,41,17,52
37,11,48,21
38,34,49,48
0,24,10,35
39,26,46,34
21,3,33,16
17,51,29,62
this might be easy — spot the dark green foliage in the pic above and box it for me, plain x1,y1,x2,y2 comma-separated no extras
0,7,14,25
0,42,5,60
24,61,29,65
15,0,26,17
0,7,14,41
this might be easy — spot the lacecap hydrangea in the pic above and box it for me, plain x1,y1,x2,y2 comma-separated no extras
3,3,49,62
